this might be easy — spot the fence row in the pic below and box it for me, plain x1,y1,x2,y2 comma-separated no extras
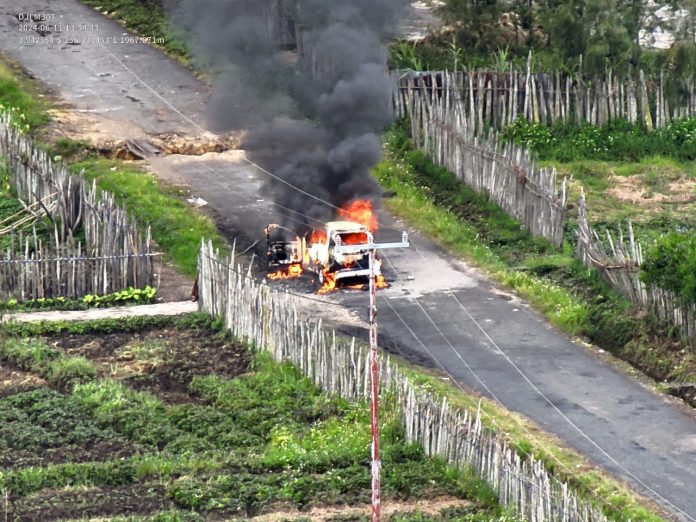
0,111,155,300
576,195,696,350
395,61,696,132
0,230,156,300
394,71,568,247
197,241,611,522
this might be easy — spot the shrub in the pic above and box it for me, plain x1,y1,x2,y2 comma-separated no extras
502,117,696,162
641,232,696,307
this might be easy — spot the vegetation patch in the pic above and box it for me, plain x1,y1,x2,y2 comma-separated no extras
5,483,169,521
502,117,696,163
0,286,158,312
80,0,191,64
0,57,50,132
0,388,136,469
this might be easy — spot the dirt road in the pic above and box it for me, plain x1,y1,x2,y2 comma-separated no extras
2,2,696,519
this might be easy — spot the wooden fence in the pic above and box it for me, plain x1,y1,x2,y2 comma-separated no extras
394,71,568,247
395,59,696,133
575,195,696,351
198,241,611,522
0,111,155,300
0,229,155,300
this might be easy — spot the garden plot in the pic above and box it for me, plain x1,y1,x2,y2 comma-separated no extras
0,315,507,521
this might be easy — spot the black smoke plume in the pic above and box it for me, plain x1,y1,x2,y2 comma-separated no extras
164,0,406,231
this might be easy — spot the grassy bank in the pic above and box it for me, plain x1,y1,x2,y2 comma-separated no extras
72,157,226,277
80,0,190,65
0,314,510,521
0,57,50,131
374,124,695,399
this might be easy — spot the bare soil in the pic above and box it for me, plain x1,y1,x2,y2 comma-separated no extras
606,174,696,209
45,325,251,403
252,497,470,521
0,364,46,398
5,483,170,522
0,440,136,469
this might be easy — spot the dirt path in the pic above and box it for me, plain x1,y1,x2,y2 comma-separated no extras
3,301,197,323
2,2,696,520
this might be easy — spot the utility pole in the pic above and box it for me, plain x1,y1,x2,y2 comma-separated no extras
334,231,409,522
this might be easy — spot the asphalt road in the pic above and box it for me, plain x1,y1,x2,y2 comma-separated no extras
3,2,696,519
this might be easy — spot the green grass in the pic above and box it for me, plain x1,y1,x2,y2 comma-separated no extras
0,59,50,131
72,158,227,277
547,157,696,227
80,0,191,65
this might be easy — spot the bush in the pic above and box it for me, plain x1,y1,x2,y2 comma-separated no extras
641,232,696,307
502,117,696,162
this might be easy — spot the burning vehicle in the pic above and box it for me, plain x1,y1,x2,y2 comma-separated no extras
266,200,389,293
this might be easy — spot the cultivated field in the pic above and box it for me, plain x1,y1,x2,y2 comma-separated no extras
0,315,511,522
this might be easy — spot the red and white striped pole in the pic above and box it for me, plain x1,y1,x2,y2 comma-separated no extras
369,248,381,522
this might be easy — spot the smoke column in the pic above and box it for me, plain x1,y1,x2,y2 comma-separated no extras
164,0,406,231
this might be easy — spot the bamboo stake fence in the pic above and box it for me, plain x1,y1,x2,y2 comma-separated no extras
198,241,612,522
394,71,568,247
576,195,696,351
0,112,155,300
395,57,696,133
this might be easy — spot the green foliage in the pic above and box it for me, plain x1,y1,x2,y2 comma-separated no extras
0,338,60,372
47,356,98,389
1,286,157,311
641,232,696,306
502,117,696,162
0,62,50,131
73,158,226,277
0,389,122,456
0,338,99,390
0,459,137,496
48,137,92,162
2,312,219,338
189,355,329,439
68,513,205,522
80,0,191,63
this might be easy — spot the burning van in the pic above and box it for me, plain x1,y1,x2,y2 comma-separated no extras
265,200,388,293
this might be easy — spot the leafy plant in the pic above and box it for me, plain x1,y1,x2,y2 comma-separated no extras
641,232,696,307
1,286,158,311
502,116,696,162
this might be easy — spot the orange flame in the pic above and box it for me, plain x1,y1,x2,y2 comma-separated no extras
267,263,303,280
339,232,369,245
311,229,328,244
317,270,337,294
338,200,378,232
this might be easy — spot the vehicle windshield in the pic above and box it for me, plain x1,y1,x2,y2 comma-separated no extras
337,232,368,245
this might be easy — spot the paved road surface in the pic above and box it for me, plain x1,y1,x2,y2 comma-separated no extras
2,2,696,519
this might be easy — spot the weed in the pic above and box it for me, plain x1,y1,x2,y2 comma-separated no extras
0,61,50,131
47,357,98,389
